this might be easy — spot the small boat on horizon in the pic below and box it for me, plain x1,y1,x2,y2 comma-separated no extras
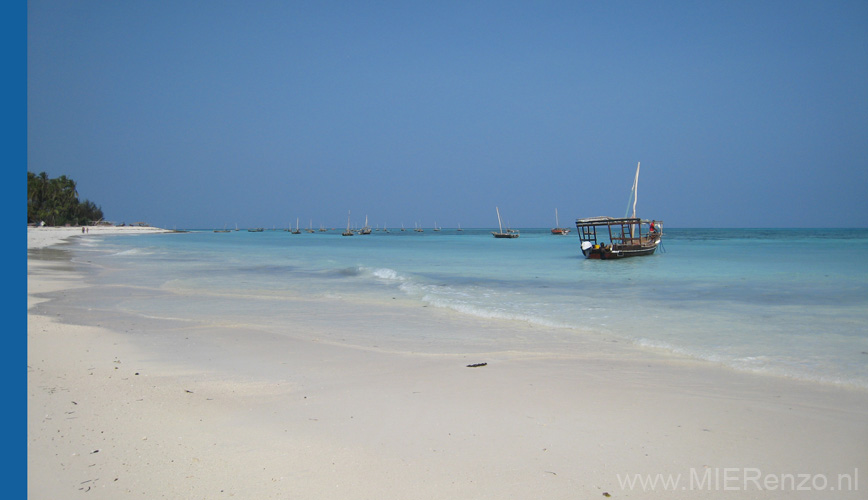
551,208,570,235
342,211,354,236
491,207,519,238
576,162,661,259
359,215,372,235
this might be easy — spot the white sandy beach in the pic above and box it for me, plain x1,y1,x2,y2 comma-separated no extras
27,227,868,499
26,225,175,250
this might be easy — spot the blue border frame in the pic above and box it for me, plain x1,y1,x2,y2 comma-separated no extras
14,0,26,495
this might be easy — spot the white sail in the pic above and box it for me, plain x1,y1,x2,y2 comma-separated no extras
625,162,640,238
625,162,640,219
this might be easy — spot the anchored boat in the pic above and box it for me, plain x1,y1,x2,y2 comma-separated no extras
551,208,570,235
342,211,354,236
575,216,661,259
575,162,661,259
492,206,519,238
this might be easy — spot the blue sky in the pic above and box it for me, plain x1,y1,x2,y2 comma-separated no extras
27,1,868,229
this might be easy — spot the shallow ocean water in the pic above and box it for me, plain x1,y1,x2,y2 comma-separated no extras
62,227,868,387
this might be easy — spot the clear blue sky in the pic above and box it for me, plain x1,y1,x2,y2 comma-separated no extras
27,0,868,229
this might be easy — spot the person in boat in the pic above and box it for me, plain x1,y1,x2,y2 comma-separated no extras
649,221,657,233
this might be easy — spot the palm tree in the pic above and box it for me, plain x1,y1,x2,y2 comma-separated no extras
27,171,101,225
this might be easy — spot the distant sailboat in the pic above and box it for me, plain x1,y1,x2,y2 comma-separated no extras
551,208,570,235
342,211,354,236
491,207,519,238
292,218,301,234
359,215,372,235
457,223,463,232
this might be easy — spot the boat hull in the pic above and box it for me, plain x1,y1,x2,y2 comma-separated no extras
582,241,660,259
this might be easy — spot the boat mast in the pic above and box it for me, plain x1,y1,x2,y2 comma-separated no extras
496,206,504,233
626,162,640,238
633,162,640,218
626,162,640,219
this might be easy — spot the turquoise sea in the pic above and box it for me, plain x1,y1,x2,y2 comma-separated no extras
47,227,868,388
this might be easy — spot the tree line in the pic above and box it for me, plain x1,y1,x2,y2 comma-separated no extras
27,171,104,226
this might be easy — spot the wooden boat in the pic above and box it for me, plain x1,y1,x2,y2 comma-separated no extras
575,162,661,259
551,208,570,235
359,215,372,234
247,227,264,232
342,211,354,236
491,207,519,238
575,217,661,259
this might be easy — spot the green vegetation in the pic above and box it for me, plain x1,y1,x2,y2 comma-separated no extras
27,171,104,226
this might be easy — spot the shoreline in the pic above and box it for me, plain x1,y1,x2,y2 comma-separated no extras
27,230,868,498
27,225,178,250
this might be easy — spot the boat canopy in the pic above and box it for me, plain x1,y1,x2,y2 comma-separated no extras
575,217,660,246
575,216,653,226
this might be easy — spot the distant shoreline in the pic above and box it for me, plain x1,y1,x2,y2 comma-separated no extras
27,225,176,250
